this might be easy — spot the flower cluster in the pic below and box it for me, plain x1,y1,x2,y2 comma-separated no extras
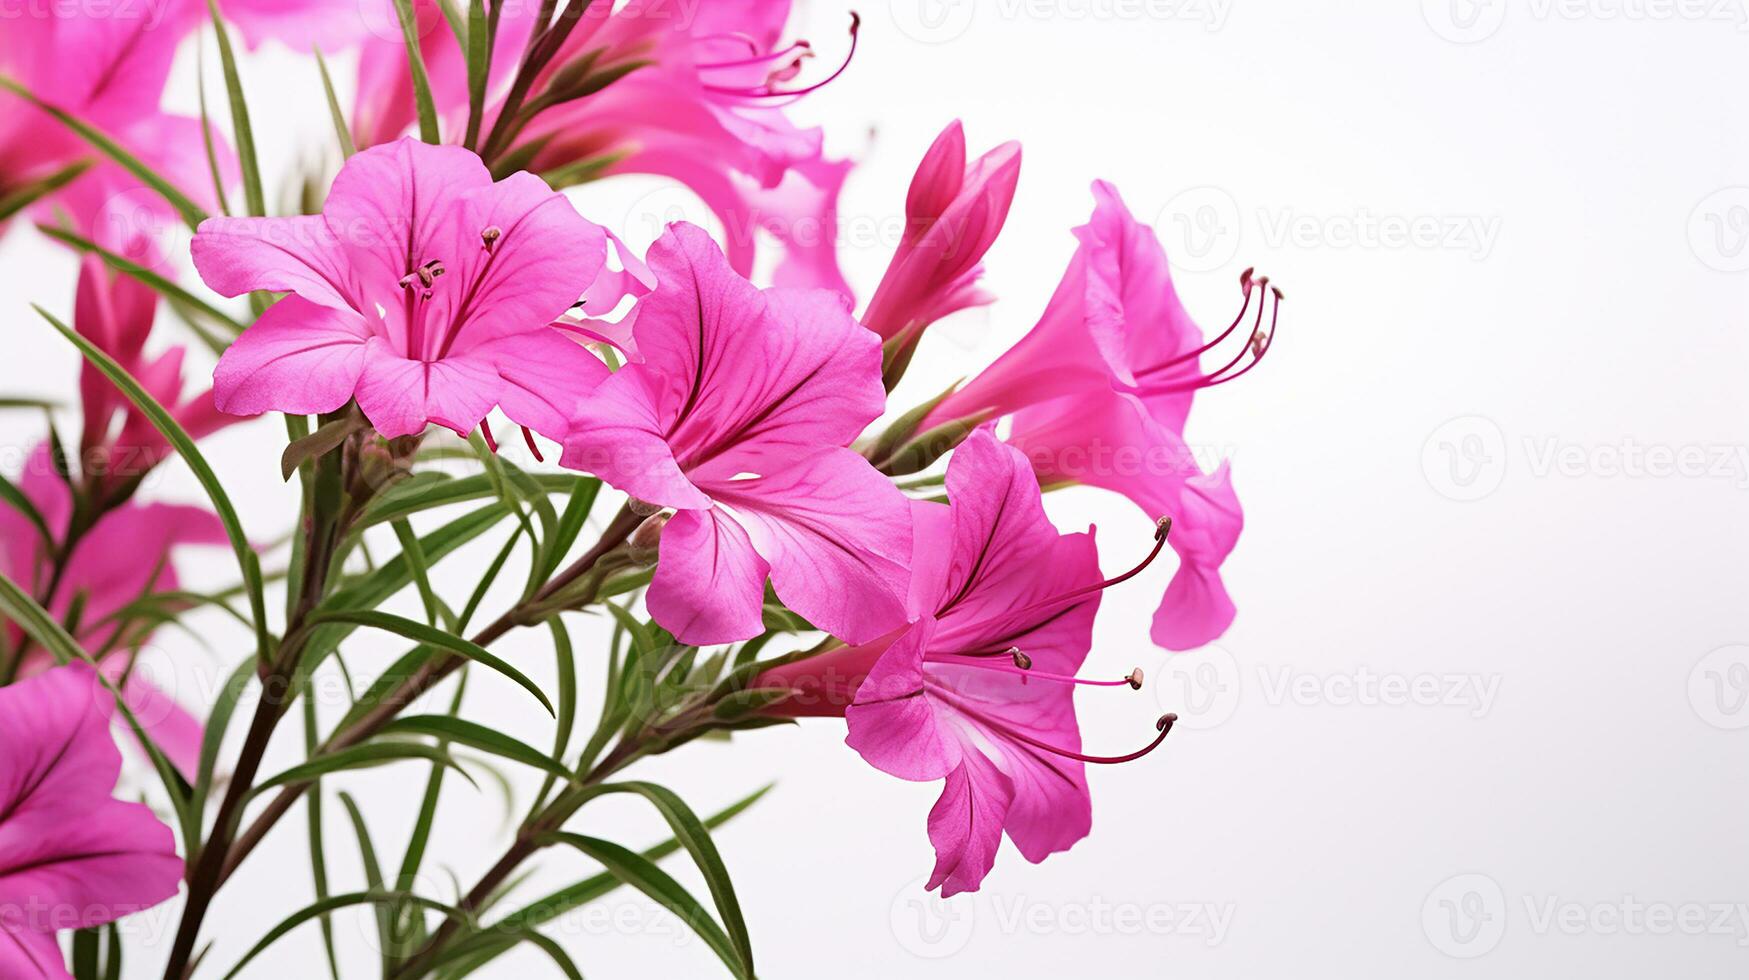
0,1,1279,975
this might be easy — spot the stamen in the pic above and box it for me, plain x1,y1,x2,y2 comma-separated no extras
478,419,498,454
936,651,1144,689
703,12,858,101
481,227,502,252
1127,667,1145,691
989,516,1172,625
697,40,811,72
1011,648,1032,670
954,699,1179,765
521,425,544,463
1130,270,1283,396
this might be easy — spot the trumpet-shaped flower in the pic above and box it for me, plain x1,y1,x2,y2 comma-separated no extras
923,182,1279,649
0,445,227,776
756,431,1174,895
561,222,910,646
861,121,1021,342
0,663,183,980
192,138,608,440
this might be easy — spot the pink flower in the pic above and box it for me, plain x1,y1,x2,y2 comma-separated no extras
561,222,911,646
75,244,233,497
0,663,183,979
861,121,1021,342
351,1,856,294
191,138,608,440
755,431,1174,895
922,182,1280,650
0,2,226,249
0,445,228,777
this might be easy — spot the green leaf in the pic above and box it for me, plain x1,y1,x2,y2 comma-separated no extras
525,619,576,820
336,792,395,972
390,518,445,628
429,784,772,975
395,678,467,929
219,890,466,980
302,609,554,716
191,657,256,831
0,76,207,228
194,42,233,217
380,715,572,778
203,0,265,217
539,833,747,978
0,160,91,224
538,477,601,581
463,0,492,150
0,471,52,550
37,225,247,336
356,472,583,529
250,741,475,797
581,782,755,974
391,0,443,143
36,306,271,662
302,694,342,980
314,50,357,159
282,412,366,481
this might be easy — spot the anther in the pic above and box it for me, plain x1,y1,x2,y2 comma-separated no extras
1127,668,1145,691
1010,647,1032,670
1154,515,1173,541
481,227,502,252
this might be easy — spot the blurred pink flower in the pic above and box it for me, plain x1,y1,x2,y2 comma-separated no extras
192,138,608,440
0,663,183,979
351,0,856,294
923,182,1280,649
861,120,1021,342
756,430,1173,895
0,2,229,252
561,222,910,646
0,445,228,777
75,244,233,497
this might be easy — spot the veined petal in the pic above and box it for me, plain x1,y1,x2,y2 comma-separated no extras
845,618,962,781
192,214,361,313
471,329,609,443
711,449,911,645
354,338,501,438
212,295,371,417
646,506,770,645
925,749,1014,897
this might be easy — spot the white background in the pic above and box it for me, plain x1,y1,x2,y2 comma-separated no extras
3,0,1748,976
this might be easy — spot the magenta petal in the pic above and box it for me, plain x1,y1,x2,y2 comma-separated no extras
211,295,370,417
712,449,911,645
191,214,360,311
647,507,770,645
562,370,712,511
0,927,68,979
0,665,182,938
469,329,609,442
354,339,501,438
1151,463,1243,650
925,750,1014,897
845,618,962,781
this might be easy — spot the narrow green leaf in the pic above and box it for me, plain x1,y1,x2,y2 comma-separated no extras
37,225,247,336
203,0,264,216
582,782,755,973
194,42,233,217
381,715,571,778
191,657,256,827
0,76,206,228
463,0,491,150
392,0,443,143
313,50,357,159
391,518,444,628
525,619,576,820
356,472,581,529
0,160,91,223
395,678,466,928
539,833,746,977
303,694,342,980
250,742,475,797
302,609,553,716
0,472,53,549
539,477,601,581
36,307,270,661
337,792,394,972
456,523,525,631
219,891,465,980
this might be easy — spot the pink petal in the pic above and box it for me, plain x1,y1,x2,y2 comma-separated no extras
353,338,501,438
0,927,70,980
647,507,771,645
925,750,1014,897
191,215,360,312
212,295,371,417
844,618,962,781
711,449,911,645
469,329,609,442
0,665,182,929
932,430,1059,621
561,369,711,511
1151,463,1243,651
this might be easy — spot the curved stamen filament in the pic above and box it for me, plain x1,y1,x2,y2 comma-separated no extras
1139,267,1258,377
704,13,858,100
990,516,1172,625
521,425,545,463
1133,283,1282,397
949,696,1179,765
478,419,498,454
697,40,811,72
936,651,1142,689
